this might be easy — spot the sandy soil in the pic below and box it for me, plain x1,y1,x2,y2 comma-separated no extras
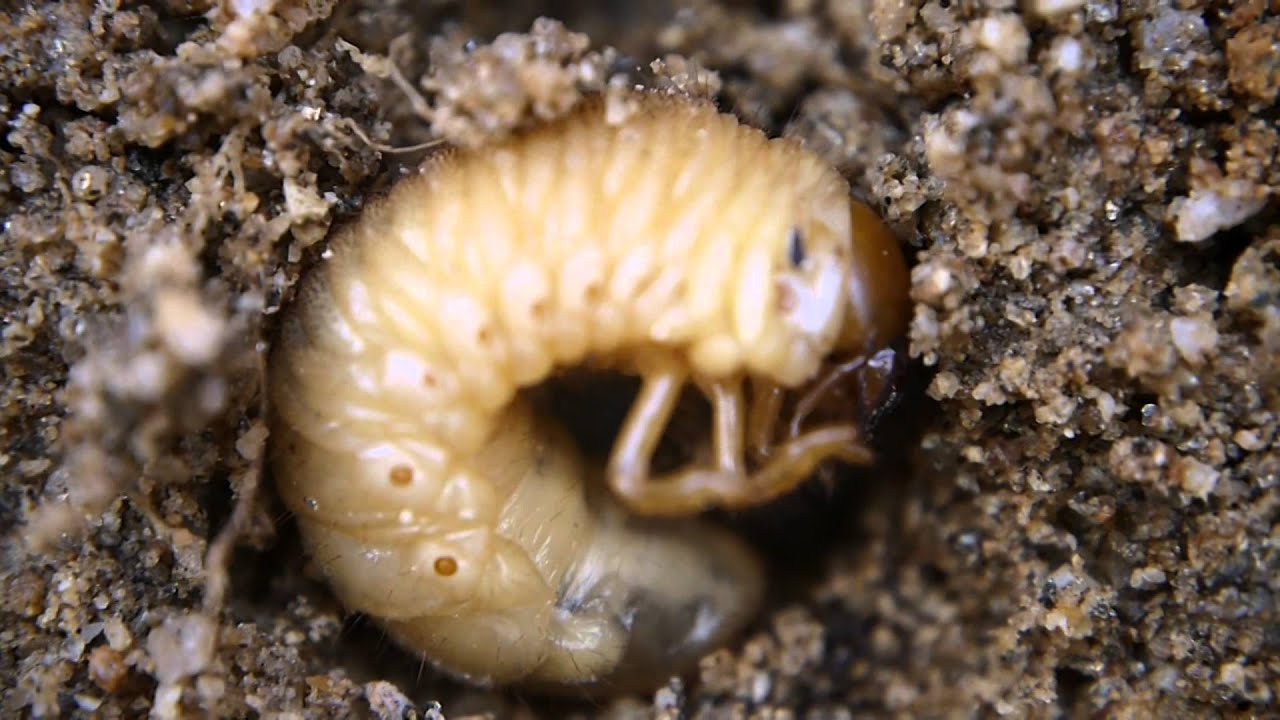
1,0,1276,718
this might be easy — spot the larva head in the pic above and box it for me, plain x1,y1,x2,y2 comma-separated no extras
732,191,908,388
832,199,911,357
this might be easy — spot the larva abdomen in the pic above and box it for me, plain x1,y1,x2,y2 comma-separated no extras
271,92,868,689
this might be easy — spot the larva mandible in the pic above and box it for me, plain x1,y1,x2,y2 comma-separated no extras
269,92,910,690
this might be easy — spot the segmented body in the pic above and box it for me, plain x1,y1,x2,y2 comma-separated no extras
269,93,874,689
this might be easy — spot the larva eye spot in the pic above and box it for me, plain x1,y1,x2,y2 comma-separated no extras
388,465,414,487
433,556,458,577
787,227,806,268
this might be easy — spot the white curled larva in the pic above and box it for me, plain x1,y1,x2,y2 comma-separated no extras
269,91,909,691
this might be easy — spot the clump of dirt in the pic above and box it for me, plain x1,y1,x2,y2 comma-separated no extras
1,0,1275,718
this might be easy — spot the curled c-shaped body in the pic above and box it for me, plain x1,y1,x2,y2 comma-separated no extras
268,92,867,689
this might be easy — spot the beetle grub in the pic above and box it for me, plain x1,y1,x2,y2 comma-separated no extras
2,1,1278,717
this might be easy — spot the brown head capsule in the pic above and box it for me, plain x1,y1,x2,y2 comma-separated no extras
268,91,908,691
743,197,911,471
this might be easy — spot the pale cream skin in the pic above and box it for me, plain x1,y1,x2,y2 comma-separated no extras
269,93,904,690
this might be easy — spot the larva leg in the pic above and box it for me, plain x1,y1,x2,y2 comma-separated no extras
757,355,883,464
735,354,890,506
698,377,746,475
733,424,874,507
788,355,869,438
607,367,746,516
714,376,875,510
609,370,865,515
746,378,785,464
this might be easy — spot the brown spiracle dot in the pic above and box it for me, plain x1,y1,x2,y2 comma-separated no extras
433,556,458,576
388,465,414,487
